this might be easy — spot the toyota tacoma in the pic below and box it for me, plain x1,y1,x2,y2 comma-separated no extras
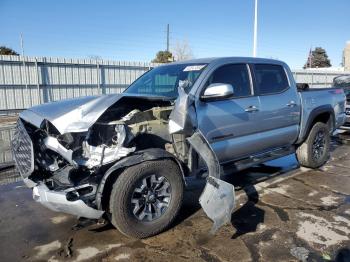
12,57,346,238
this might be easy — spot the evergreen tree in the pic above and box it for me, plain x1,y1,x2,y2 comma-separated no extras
0,46,19,55
304,47,331,68
152,51,173,63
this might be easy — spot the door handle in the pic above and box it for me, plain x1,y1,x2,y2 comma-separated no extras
286,101,297,107
245,105,259,112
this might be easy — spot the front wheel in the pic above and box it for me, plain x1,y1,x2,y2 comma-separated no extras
109,159,184,238
296,122,330,168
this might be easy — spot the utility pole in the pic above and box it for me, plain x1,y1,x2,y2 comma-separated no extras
253,0,258,57
20,33,25,56
20,33,28,91
309,47,313,68
166,24,170,52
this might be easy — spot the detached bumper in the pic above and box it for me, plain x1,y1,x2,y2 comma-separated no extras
32,184,104,219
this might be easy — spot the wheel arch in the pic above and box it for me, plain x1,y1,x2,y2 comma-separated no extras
95,148,186,212
298,105,335,144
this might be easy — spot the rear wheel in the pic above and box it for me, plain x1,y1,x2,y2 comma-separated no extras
296,122,330,168
109,159,184,238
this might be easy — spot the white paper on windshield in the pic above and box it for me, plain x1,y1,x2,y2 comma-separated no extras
183,65,206,72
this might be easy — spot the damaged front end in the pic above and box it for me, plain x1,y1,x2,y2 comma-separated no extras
12,95,174,219
12,85,236,232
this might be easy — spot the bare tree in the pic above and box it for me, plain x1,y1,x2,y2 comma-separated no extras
172,40,193,61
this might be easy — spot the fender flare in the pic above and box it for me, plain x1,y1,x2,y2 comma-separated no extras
298,105,335,144
95,148,186,210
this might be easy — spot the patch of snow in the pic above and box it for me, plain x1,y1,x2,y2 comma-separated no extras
74,243,122,262
307,190,318,197
114,253,131,261
50,215,69,224
290,246,309,262
75,247,100,262
320,195,340,206
34,240,62,259
257,224,267,231
297,213,350,248
48,256,60,262
334,216,350,224
268,184,290,195
107,244,122,249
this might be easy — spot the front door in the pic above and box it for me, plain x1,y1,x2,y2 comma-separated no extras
195,63,261,163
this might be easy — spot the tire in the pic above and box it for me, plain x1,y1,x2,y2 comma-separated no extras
109,159,184,238
296,122,330,168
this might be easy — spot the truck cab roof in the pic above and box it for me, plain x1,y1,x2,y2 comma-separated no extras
170,57,288,67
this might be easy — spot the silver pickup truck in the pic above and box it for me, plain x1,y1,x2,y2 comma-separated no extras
12,57,346,238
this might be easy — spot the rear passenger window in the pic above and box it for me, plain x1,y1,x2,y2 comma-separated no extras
254,64,289,95
206,64,251,97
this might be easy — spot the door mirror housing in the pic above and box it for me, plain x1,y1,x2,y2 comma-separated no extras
201,83,234,101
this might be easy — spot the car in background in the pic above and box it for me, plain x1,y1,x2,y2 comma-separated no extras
334,75,350,130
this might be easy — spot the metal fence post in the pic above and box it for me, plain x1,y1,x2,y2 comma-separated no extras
1,62,9,111
22,56,33,107
96,61,101,94
35,58,41,104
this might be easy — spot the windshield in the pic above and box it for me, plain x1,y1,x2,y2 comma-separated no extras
124,63,207,98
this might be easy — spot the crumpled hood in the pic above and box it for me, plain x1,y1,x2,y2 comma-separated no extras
20,94,123,134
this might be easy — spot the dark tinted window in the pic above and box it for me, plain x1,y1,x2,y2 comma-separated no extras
254,64,289,95
206,64,251,97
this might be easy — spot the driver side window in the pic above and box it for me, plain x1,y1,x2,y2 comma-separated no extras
205,64,252,97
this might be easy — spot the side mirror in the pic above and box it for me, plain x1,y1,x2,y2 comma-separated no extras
201,83,234,101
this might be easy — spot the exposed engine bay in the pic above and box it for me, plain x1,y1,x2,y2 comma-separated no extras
14,86,235,235
16,97,194,207
22,97,186,189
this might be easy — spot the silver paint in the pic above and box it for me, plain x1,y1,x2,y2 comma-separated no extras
32,183,104,219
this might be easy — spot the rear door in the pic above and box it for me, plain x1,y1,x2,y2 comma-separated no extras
195,63,261,163
252,64,301,150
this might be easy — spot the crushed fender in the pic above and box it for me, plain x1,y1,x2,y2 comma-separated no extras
187,131,236,233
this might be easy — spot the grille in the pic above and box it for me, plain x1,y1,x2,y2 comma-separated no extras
11,119,34,178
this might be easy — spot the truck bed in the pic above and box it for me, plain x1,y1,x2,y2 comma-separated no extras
297,88,346,143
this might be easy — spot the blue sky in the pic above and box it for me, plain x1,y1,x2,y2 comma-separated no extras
0,0,349,68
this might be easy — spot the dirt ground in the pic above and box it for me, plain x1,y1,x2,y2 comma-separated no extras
0,137,349,262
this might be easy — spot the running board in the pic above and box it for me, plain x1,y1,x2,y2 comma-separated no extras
223,146,295,173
